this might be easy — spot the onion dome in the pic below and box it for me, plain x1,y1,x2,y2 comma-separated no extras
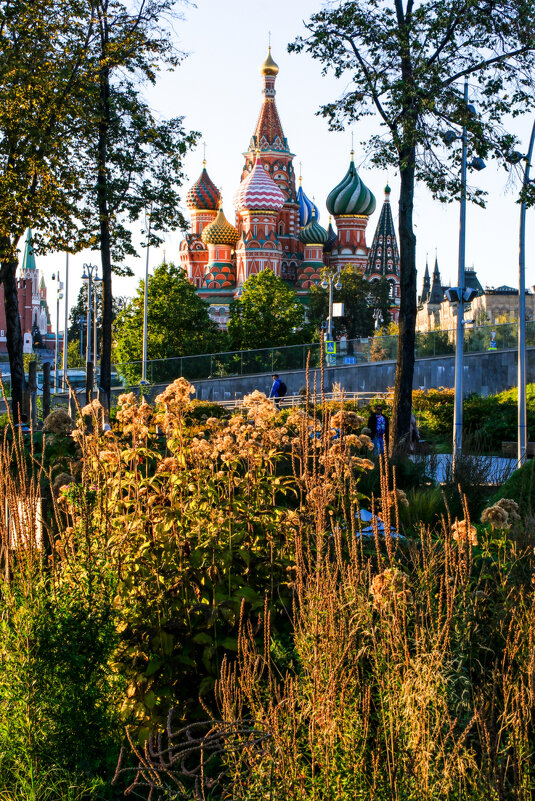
297,185,320,227
326,153,376,216
234,156,285,212
385,183,391,196
201,207,239,247
299,211,329,246
324,217,338,252
186,166,221,210
260,47,279,76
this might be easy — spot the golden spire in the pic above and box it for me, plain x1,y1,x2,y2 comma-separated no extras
261,46,279,76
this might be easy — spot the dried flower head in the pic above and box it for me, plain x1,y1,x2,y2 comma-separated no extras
52,472,73,496
330,410,365,430
43,408,74,436
481,504,509,529
495,497,521,522
370,568,412,610
451,519,478,546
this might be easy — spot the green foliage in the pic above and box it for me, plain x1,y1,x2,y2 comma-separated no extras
0,568,121,799
307,266,390,338
184,401,230,422
291,1,535,205
413,385,535,450
113,262,224,384
228,270,309,350
489,459,535,518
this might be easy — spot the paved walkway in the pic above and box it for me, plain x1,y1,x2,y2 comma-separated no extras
411,453,518,485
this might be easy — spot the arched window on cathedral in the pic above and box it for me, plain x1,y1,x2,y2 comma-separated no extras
278,222,284,236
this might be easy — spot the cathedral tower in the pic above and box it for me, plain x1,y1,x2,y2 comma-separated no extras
179,164,220,287
366,184,401,319
326,152,376,271
241,49,301,280
234,154,285,284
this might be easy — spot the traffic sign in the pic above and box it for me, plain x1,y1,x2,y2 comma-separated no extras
325,341,336,354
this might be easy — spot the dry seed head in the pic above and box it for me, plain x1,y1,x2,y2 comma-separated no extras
481,504,509,529
451,519,478,546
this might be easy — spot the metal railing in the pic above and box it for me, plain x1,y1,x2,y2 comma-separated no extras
0,321,529,400
109,321,535,387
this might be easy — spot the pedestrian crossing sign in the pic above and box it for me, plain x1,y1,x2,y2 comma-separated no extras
325,341,336,354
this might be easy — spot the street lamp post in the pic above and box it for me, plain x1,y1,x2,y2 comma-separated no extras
321,269,342,342
62,253,69,390
142,206,152,385
51,271,64,393
444,77,486,468
514,121,535,465
81,263,101,387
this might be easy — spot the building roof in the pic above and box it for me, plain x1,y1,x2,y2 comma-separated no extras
260,47,279,76
249,49,288,153
20,228,36,273
297,183,320,227
429,255,444,304
201,207,239,247
420,259,431,304
465,268,484,296
324,218,338,252
326,152,376,217
299,211,329,246
186,166,221,211
366,184,400,278
234,155,285,212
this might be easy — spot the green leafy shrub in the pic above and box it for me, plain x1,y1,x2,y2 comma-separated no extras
488,458,535,518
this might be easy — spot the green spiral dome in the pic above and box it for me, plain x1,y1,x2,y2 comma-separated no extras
326,158,376,216
299,212,329,246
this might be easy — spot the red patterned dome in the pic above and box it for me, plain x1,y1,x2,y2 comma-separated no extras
233,156,285,212
186,166,221,210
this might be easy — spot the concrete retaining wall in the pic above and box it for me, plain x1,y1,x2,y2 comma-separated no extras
191,347,534,403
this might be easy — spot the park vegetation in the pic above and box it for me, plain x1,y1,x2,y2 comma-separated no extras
0,378,535,799
291,0,535,448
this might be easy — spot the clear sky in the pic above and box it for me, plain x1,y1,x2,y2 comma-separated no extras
38,0,535,329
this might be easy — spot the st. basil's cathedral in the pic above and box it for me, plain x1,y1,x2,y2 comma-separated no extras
179,49,401,329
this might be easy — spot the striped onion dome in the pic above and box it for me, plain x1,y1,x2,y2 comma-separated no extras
234,156,285,212
326,154,376,216
299,211,329,245
297,185,320,227
201,207,239,247
186,166,221,210
324,218,338,252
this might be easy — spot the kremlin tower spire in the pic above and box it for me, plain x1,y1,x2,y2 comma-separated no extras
366,182,400,318
420,257,431,304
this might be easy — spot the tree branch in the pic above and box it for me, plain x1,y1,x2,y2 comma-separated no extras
345,36,396,132
441,45,535,88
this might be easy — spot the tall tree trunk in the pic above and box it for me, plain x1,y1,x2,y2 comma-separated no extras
2,260,25,422
391,148,417,452
97,47,112,409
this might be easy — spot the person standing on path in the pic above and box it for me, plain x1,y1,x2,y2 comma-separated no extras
367,403,389,456
269,374,282,409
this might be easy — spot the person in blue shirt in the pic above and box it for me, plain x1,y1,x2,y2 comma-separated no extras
269,374,282,408
367,403,389,456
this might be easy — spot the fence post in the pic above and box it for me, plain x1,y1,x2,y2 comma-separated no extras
28,361,37,429
85,362,93,405
43,362,51,420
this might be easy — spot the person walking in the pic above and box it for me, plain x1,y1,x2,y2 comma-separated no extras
269,374,283,409
367,402,389,456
